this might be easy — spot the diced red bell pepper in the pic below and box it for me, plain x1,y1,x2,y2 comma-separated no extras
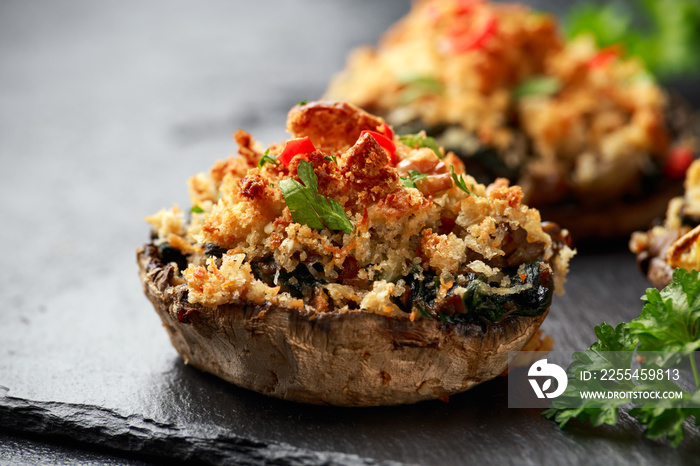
278,137,316,166
665,146,695,180
361,130,396,163
378,123,394,140
586,46,621,70
446,12,498,54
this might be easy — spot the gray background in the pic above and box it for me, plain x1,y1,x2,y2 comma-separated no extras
1,1,699,464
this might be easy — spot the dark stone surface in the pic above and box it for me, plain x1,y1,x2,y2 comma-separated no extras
0,0,699,465
0,432,157,466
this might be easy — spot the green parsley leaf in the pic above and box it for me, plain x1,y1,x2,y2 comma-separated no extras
323,154,338,164
513,76,562,99
400,169,428,189
449,165,479,196
630,268,700,356
296,99,309,106
544,268,700,446
397,73,443,104
190,206,204,214
398,133,443,158
279,160,353,234
258,149,279,169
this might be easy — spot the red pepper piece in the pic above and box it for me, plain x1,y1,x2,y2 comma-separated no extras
665,146,695,180
586,46,621,69
278,137,316,166
378,123,394,140
447,12,498,53
361,130,396,163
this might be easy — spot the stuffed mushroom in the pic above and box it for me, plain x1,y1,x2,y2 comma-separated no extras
325,0,698,240
138,100,574,406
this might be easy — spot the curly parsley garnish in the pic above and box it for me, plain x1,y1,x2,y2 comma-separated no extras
258,149,279,169
398,133,442,159
279,160,353,234
544,268,700,447
450,165,479,197
296,99,309,106
400,170,428,189
190,206,204,213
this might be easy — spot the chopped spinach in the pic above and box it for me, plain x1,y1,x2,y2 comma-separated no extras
399,262,552,323
204,243,228,258
157,242,188,271
252,257,327,299
460,262,553,323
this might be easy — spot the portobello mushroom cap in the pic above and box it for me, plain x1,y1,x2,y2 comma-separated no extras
138,244,547,406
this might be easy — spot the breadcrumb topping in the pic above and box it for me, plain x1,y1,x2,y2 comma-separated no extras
146,101,573,316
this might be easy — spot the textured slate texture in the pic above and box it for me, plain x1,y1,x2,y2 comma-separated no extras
1,0,699,464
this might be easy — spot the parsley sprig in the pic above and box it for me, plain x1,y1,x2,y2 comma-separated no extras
544,268,700,446
401,170,428,189
450,165,479,197
279,160,353,234
398,133,443,159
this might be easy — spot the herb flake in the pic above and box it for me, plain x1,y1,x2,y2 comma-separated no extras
450,165,479,196
398,133,443,158
401,170,428,189
513,76,562,99
258,149,279,169
397,73,443,104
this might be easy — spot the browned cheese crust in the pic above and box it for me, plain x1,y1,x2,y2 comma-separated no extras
138,245,546,406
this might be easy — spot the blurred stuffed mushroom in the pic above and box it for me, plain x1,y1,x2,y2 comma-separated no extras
325,0,699,240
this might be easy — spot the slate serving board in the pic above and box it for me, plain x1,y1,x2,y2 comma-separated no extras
1,1,699,464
